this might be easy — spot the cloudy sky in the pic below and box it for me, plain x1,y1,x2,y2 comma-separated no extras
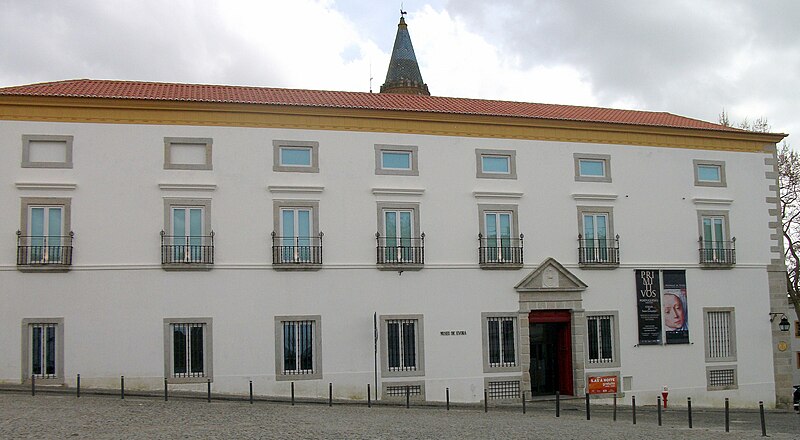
1,0,797,141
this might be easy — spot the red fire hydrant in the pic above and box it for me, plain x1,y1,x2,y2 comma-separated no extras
662,385,669,409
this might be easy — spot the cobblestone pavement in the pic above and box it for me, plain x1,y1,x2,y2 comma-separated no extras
0,390,798,439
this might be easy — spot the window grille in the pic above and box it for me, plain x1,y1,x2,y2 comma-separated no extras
487,317,516,367
386,384,422,397
282,320,315,375
708,368,736,387
587,315,614,364
706,311,732,359
387,319,417,371
30,323,57,378
171,323,206,377
488,380,521,399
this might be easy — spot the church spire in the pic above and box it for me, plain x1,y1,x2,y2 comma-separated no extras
380,13,430,96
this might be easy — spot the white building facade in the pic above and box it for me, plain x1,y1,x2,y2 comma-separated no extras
0,79,792,408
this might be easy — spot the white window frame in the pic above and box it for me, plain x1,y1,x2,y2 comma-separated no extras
163,318,213,383
273,200,320,264
697,210,732,264
375,144,419,176
574,153,612,183
693,159,726,187
380,314,425,377
481,312,519,373
703,307,737,362
21,318,64,384
163,137,212,170
21,135,73,168
274,315,322,380
585,311,621,368
475,149,517,179
272,140,319,173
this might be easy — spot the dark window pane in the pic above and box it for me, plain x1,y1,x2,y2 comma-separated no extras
45,326,56,376
600,318,612,360
284,322,296,372
387,322,399,368
299,322,313,371
488,320,500,364
402,322,416,369
588,318,599,361
190,326,204,374
31,326,42,375
173,326,187,375
502,320,515,364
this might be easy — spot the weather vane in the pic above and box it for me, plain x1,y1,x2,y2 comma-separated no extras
400,3,407,17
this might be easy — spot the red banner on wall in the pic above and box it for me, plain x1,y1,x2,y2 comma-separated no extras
588,375,618,395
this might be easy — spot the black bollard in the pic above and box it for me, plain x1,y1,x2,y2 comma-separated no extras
207,379,211,403
329,383,332,407
522,391,526,414
657,396,662,426
688,397,692,429
367,384,371,408
77,374,80,398
613,393,617,421
724,398,729,432
406,385,410,409
484,389,488,413
446,387,450,411
31,375,35,396
586,393,590,420
291,382,295,406
164,378,168,401
759,401,766,437
556,391,560,417
121,376,125,400
632,396,637,425
249,381,253,404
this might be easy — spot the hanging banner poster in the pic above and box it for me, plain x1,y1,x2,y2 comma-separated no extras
662,270,689,344
636,269,662,345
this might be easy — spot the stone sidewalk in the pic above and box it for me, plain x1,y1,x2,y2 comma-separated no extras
0,389,797,439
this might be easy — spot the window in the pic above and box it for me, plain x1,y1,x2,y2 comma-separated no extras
382,381,426,400
381,314,424,377
273,200,320,264
376,202,422,266
274,315,322,380
485,379,522,400
19,197,72,267
375,144,419,176
795,320,800,338
796,352,800,369
586,312,620,368
164,318,212,383
574,153,612,182
578,206,618,265
272,140,319,173
21,318,64,384
703,308,737,362
698,210,733,265
693,159,726,187
475,149,517,179
164,137,212,170
478,204,521,265
22,135,73,168
162,198,213,265
706,366,737,390
481,313,518,372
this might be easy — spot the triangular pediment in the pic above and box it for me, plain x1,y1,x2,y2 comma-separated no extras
514,257,587,292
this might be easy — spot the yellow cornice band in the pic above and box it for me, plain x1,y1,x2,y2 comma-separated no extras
0,96,785,152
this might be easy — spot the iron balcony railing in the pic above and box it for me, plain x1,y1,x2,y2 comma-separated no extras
578,234,620,265
478,233,523,266
161,231,215,265
16,231,74,266
376,232,425,265
271,232,323,265
698,237,736,265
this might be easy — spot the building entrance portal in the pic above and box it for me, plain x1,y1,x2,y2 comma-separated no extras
529,311,573,396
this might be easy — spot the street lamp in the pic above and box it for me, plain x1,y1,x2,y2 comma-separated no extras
769,313,791,332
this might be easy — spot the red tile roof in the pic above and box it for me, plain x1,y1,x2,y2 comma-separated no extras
0,79,743,132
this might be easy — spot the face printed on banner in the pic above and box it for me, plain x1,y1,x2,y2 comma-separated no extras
663,293,685,330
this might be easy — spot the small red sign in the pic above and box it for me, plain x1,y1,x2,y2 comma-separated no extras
588,375,618,395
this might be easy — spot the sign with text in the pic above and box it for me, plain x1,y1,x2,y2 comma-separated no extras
663,270,689,344
636,269,662,345
588,375,618,394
